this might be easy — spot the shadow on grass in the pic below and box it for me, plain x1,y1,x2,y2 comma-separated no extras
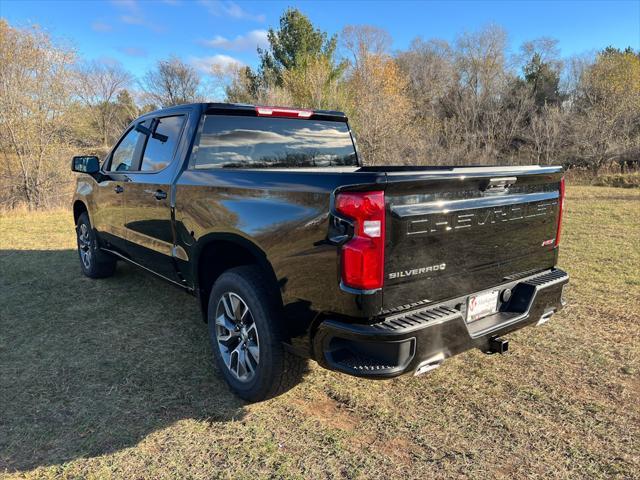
0,249,246,472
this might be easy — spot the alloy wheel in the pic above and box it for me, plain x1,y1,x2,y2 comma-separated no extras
215,292,260,382
78,223,93,270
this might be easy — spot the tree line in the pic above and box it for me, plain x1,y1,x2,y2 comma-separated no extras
1,10,639,209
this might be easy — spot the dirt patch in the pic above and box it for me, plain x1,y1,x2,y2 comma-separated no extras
291,393,359,431
376,436,417,465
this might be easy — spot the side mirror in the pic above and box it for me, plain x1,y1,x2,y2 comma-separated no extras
72,155,100,174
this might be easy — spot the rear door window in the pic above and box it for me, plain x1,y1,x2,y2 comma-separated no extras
192,115,357,168
140,115,186,172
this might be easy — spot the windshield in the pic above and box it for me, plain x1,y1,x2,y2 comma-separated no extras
192,115,357,169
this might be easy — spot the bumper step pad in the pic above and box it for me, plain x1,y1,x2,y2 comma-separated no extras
372,306,462,333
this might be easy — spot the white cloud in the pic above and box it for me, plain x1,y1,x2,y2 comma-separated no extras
200,30,268,52
198,0,266,22
190,54,245,73
111,0,164,32
91,21,113,32
110,0,138,9
94,56,122,68
119,13,163,32
120,14,143,25
118,46,148,57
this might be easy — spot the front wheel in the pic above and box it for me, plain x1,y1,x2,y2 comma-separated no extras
76,212,116,278
208,266,304,402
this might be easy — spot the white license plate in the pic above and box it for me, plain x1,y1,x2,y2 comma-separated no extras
467,289,500,322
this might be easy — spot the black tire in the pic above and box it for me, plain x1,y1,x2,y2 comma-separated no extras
207,265,304,402
76,212,117,279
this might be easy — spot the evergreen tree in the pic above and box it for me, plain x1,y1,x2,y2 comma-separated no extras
257,8,344,86
523,53,562,107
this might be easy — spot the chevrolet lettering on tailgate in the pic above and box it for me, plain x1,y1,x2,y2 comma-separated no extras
408,199,558,236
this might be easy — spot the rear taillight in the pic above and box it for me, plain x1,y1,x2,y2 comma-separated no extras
335,191,385,290
555,177,565,247
255,106,313,118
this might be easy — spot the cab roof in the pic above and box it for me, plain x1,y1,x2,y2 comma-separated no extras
144,102,348,122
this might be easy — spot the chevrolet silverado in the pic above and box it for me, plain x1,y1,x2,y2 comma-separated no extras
71,103,568,401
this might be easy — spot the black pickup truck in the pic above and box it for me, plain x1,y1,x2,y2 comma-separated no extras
71,103,568,401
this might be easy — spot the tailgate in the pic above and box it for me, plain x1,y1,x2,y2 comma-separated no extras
382,166,563,311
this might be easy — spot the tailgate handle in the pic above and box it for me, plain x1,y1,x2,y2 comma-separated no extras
483,177,517,193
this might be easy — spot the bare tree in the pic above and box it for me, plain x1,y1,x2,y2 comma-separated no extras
455,25,508,100
212,64,258,104
440,25,524,163
569,49,640,172
282,55,346,109
75,60,133,148
341,25,415,165
341,25,392,65
519,37,563,73
529,105,564,164
397,38,454,113
0,20,76,209
396,38,455,160
141,56,202,107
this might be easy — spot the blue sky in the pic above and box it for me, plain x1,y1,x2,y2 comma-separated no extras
2,0,639,78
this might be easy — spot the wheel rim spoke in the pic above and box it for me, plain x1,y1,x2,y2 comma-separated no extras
220,345,232,368
215,292,259,383
230,344,240,373
243,348,255,376
237,347,248,378
230,295,245,323
247,340,259,364
246,323,257,336
215,312,237,332
221,294,234,320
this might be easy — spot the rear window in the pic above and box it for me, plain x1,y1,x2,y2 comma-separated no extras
141,115,185,172
192,115,357,169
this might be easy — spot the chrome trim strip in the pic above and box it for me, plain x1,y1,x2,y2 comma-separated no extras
339,280,381,295
391,191,559,218
101,247,192,291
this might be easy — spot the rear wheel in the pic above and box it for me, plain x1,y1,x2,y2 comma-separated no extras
208,266,304,402
76,212,116,278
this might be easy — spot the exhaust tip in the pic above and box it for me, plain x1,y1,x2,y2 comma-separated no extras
537,309,555,326
414,352,445,376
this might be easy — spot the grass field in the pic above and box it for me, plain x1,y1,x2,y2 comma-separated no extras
1,185,639,479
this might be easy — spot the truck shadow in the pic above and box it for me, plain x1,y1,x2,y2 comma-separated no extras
0,249,246,472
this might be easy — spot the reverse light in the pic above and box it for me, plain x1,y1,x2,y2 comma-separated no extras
555,177,565,247
255,106,313,118
335,191,385,291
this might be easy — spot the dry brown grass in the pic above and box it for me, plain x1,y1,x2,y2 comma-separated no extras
564,169,640,188
1,185,639,479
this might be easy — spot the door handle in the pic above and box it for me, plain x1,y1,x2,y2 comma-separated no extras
114,185,124,194
153,189,167,200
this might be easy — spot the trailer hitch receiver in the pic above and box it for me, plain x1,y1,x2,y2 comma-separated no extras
487,336,509,354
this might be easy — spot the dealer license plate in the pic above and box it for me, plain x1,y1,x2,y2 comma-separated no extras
466,289,500,322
